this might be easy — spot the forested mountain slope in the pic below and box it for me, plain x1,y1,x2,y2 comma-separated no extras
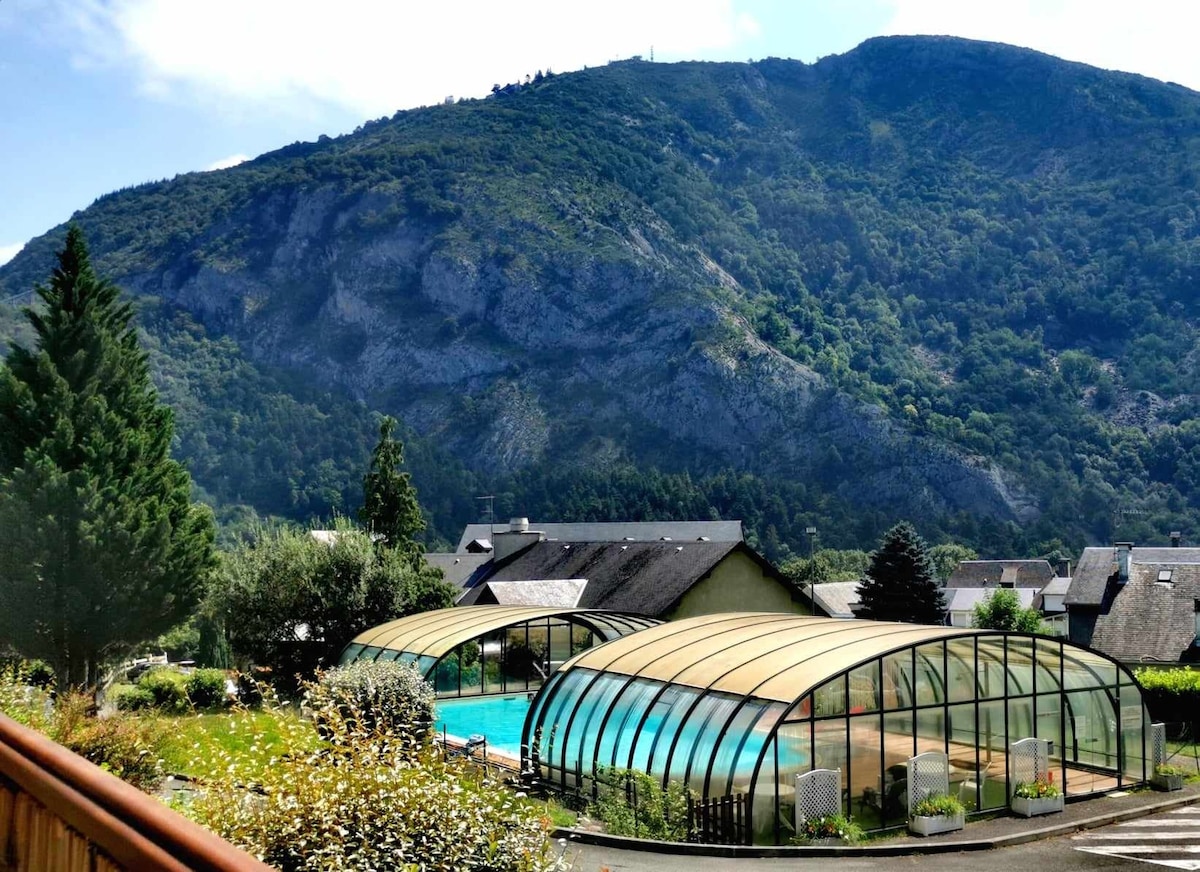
4,35,1200,558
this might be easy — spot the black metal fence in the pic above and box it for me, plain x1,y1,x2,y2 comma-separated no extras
687,791,750,845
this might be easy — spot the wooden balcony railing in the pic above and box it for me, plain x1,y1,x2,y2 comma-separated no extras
0,712,274,871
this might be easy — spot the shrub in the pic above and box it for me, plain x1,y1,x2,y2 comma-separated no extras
113,685,156,712
51,691,164,792
592,766,693,841
793,812,864,844
186,669,229,709
910,793,965,818
306,660,434,749
183,700,565,871
1135,667,1200,729
0,663,51,729
138,668,190,713
23,659,55,689
1156,762,1189,777
1013,773,1060,799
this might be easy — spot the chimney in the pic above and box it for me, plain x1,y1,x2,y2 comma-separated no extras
1115,543,1133,583
1055,559,1071,578
1171,531,1182,548
491,517,543,561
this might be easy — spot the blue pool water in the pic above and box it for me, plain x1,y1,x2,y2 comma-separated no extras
435,694,532,757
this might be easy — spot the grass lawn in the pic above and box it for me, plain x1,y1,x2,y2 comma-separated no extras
1165,738,1200,777
157,707,323,783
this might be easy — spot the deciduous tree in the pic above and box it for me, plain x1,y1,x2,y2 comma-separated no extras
971,588,1045,633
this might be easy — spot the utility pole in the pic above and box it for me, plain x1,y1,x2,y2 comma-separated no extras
805,526,818,616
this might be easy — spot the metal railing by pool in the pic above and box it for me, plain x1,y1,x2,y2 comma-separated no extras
0,712,274,871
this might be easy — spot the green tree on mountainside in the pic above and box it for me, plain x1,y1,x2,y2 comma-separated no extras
0,226,216,687
359,416,426,558
856,522,946,624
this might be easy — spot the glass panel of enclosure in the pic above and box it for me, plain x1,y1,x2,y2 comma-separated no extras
1120,679,1149,785
914,642,945,707
975,699,1006,810
946,638,976,702
880,709,914,827
946,703,981,810
1006,636,1035,696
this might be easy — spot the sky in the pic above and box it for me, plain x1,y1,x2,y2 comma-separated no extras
4,0,1200,268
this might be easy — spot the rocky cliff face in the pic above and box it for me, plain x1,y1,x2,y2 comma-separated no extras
104,181,1033,524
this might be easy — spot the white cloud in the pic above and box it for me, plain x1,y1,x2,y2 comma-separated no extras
880,0,1200,90
64,0,760,118
0,243,24,267
205,153,250,172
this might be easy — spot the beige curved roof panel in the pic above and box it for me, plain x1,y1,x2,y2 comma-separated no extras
558,612,980,702
341,605,660,663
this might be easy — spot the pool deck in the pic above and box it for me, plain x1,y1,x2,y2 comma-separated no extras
436,732,522,772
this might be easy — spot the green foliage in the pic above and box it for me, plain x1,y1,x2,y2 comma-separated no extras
306,660,434,748
152,619,202,662
592,766,693,842
971,588,1046,633
929,543,978,582
857,522,946,624
1135,667,1200,693
1155,762,1189,777
138,667,191,713
1013,773,1060,799
793,812,865,844
213,521,455,675
0,227,215,687
910,793,964,818
185,668,229,709
359,416,425,557
113,684,156,712
182,696,564,870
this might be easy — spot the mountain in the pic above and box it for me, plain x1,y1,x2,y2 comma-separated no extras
5,35,1200,558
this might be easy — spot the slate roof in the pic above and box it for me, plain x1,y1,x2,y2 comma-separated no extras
1065,546,1200,607
1085,560,1200,663
423,553,493,590
457,540,799,617
454,520,743,553
946,560,1055,589
475,579,587,608
809,581,861,619
945,587,1037,614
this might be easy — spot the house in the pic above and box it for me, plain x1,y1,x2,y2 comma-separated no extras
809,581,861,619
453,518,744,554
944,558,1070,635
456,536,819,620
1066,540,1200,665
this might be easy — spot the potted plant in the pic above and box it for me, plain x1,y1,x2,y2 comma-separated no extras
791,813,864,846
908,793,965,836
1011,772,1064,817
1153,763,1187,792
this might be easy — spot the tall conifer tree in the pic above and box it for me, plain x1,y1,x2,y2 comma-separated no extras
359,415,425,558
0,226,215,687
856,521,946,624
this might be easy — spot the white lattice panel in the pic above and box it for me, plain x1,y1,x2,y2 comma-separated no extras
1152,723,1166,770
1010,737,1050,794
908,751,949,809
795,768,841,827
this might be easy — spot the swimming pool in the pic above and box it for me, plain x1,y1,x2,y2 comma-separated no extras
434,694,532,757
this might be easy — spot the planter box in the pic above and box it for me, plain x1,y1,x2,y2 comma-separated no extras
908,812,964,836
1153,773,1184,792
1012,794,1064,817
804,837,847,847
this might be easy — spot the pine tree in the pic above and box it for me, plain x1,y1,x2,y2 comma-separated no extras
856,521,946,624
359,415,425,557
0,226,216,687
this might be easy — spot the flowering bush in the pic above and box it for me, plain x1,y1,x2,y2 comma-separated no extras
182,686,565,871
1013,771,1060,799
910,793,965,818
305,660,433,750
794,813,864,844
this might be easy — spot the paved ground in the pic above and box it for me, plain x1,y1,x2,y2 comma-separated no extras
563,786,1200,871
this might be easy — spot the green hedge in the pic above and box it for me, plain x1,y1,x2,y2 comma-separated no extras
1134,668,1200,729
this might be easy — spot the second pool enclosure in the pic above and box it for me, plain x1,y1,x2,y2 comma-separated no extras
342,607,1152,844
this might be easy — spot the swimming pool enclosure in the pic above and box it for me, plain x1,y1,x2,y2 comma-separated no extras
522,613,1151,842
342,608,1152,843
340,606,660,697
